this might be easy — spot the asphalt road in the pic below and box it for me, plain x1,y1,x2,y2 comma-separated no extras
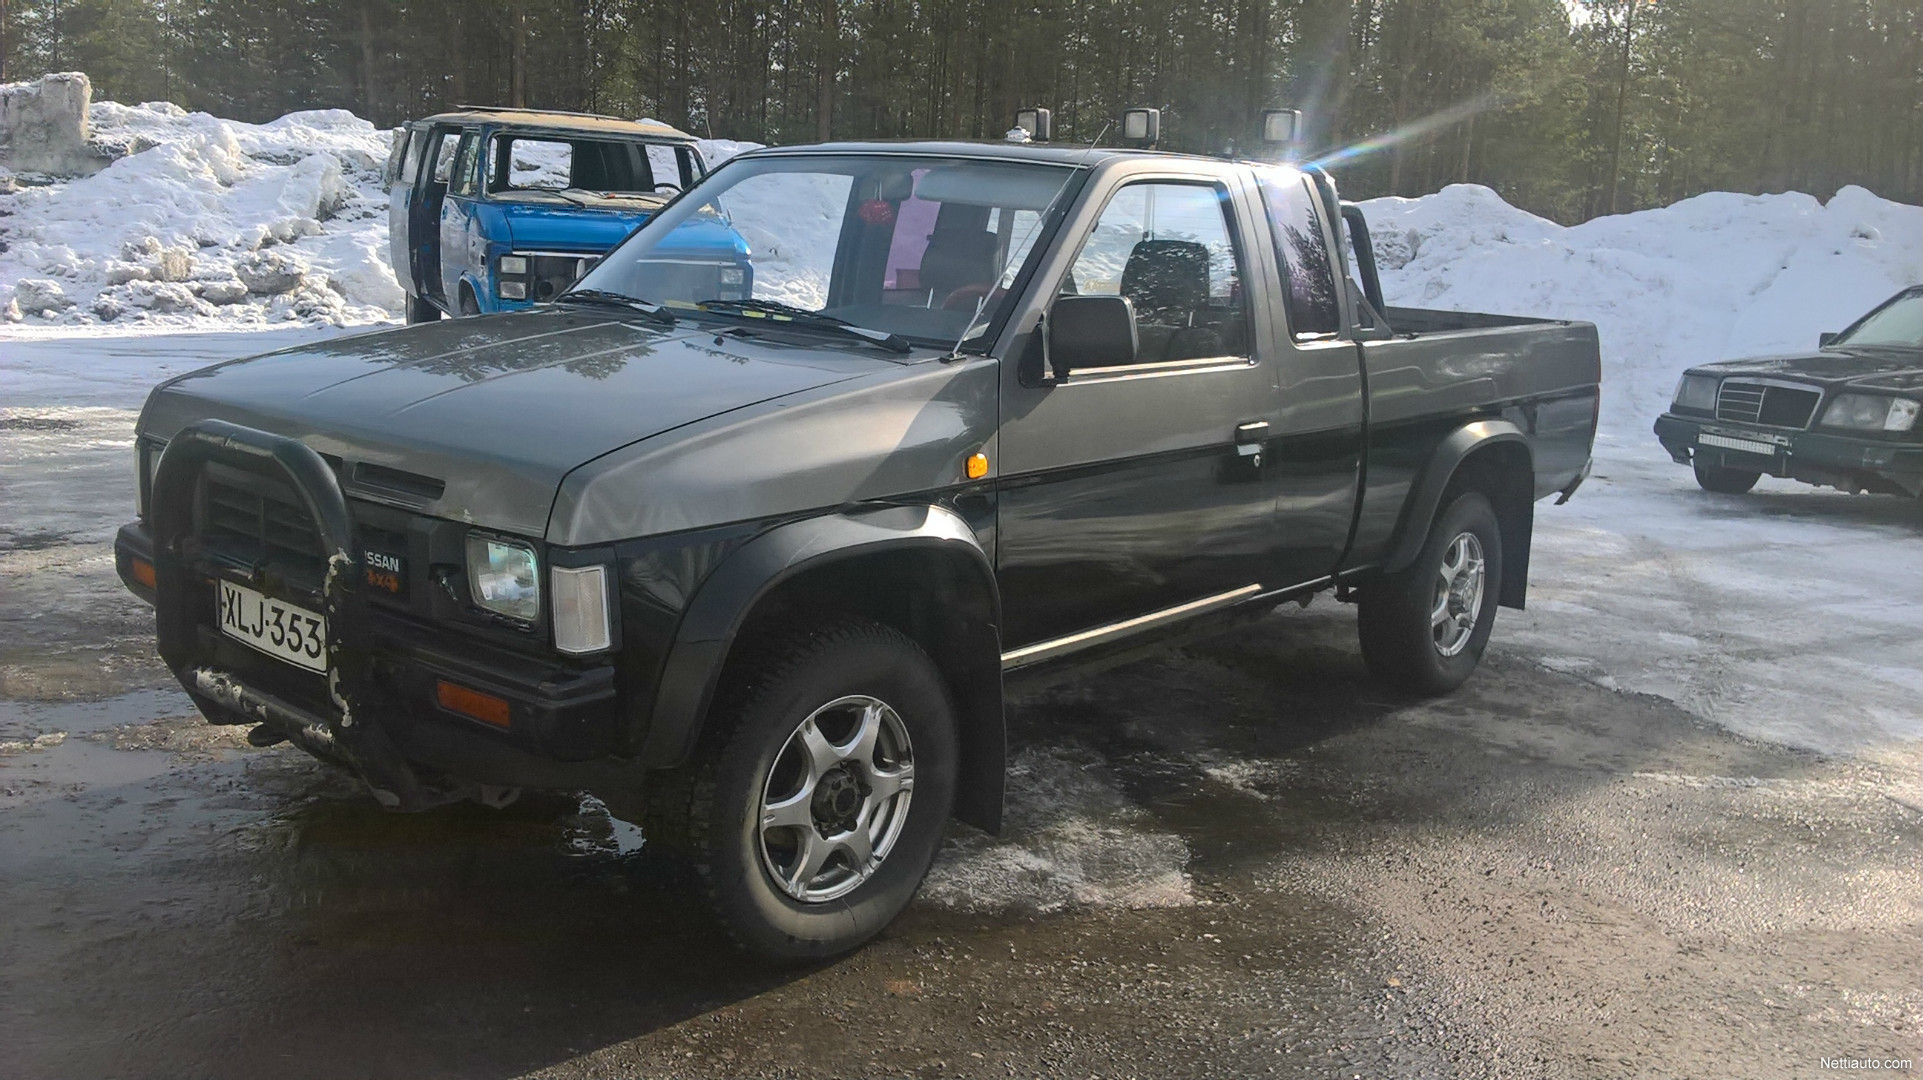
2,334,1918,1079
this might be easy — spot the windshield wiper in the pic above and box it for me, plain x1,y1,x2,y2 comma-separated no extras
696,298,912,354
554,289,676,327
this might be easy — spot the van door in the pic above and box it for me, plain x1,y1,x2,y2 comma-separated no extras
438,129,484,309
411,125,464,303
386,123,423,293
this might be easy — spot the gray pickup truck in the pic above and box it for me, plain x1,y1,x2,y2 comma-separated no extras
116,121,1599,960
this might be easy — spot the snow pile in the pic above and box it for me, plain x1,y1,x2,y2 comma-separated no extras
0,99,401,327
1359,184,1923,442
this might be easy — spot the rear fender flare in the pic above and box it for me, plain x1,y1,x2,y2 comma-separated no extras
1384,420,1534,605
642,504,1007,832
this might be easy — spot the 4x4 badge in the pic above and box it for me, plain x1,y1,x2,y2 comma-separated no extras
363,549,406,595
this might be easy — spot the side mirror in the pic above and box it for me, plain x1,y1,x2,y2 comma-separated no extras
1047,295,1138,378
1818,331,1838,347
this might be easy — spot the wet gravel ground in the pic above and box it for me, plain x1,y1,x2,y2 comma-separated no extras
3,611,1917,1079
3,338,1919,1078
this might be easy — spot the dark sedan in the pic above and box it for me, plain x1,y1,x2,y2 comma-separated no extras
1655,285,1923,499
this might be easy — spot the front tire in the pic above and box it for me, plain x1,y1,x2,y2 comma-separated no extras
1358,491,1503,695
644,619,958,962
1693,459,1760,494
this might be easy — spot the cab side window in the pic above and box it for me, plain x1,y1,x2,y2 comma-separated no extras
1062,181,1249,364
1255,171,1341,339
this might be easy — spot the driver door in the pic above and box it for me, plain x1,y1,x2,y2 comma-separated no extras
995,173,1283,658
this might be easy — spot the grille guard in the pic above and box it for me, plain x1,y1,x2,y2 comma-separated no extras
149,420,434,809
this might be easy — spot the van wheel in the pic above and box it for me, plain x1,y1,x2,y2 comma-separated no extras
1693,460,1760,494
458,285,481,317
1357,491,1503,695
404,294,440,324
644,619,957,962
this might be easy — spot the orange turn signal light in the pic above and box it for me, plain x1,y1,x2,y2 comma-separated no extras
130,557,156,589
436,680,511,728
965,452,989,480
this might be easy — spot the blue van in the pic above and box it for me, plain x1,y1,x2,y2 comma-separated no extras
384,108,751,321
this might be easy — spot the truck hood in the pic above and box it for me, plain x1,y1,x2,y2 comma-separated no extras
138,309,882,538
1694,345,1923,393
492,195,661,252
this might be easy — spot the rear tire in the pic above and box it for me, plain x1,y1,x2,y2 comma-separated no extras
1693,459,1760,494
404,293,440,324
1358,491,1503,696
643,619,958,962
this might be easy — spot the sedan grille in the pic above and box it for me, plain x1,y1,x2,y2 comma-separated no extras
1715,380,1821,429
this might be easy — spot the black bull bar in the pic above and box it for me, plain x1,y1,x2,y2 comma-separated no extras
150,419,460,810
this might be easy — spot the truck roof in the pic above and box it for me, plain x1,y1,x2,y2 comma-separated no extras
417,107,696,142
742,139,1240,167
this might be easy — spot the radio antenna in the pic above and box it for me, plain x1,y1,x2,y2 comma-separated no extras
943,121,1112,363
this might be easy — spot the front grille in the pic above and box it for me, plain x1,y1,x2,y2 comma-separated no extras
199,468,326,582
1715,380,1820,429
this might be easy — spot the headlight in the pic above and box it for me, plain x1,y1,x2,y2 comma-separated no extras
1672,374,1719,413
498,280,527,299
1821,394,1920,432
718,266,745,286
498,255,529,276
466,535,540,622
550,565,612,654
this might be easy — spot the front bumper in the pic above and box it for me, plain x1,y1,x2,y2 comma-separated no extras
118,421,630,808
1654,412,1923,497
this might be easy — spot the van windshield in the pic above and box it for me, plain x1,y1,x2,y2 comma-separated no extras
485,134,693,197
573,154,1078,346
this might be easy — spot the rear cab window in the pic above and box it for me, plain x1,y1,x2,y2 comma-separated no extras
1254,169,1342,340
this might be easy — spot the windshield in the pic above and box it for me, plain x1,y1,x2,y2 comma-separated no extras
1834,289,1923,349
486,134,694,197
573,153,1078,346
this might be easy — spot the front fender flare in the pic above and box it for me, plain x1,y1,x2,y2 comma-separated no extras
641,504,1007,832
1383,419,1532,577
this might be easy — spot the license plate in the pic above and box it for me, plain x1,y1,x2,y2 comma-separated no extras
1697,432,1782,458
217,579,327,673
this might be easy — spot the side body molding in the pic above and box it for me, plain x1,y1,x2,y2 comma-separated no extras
641,503,1008,833
1383,419,1535,607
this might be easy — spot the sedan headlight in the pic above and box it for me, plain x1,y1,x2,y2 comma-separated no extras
1821,394,1920,432
466,535,540,622
1672,374,1719,413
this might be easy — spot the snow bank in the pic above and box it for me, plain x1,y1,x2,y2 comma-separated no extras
0,100,759,333
1359,184,1923,444
0,99,400,328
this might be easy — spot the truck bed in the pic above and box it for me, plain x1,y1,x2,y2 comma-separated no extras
1382,306,1559,335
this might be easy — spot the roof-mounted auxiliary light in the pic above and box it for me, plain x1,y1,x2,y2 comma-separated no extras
1012,107,1053,143
1261,108,1304,160
1120,108,1160,147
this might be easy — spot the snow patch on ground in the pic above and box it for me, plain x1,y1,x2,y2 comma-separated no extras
922,744,1193,912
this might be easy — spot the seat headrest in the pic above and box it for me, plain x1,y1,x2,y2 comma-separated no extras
1121,240,1211,314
